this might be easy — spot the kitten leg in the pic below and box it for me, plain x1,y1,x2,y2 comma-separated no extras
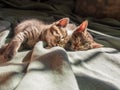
0,44,9,64
0,33,25,62
0,42,22,64
1,40,22,61
0,44,8,54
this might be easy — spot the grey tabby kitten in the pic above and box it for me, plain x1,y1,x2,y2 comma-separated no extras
65,20,103,51
0,18,69,62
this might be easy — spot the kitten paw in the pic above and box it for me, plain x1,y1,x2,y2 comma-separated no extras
0,55,8,65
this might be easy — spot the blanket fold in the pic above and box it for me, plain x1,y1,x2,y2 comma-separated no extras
15,42,79,90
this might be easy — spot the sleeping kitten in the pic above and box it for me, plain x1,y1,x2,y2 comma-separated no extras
0,18,69,62
65,20,103,51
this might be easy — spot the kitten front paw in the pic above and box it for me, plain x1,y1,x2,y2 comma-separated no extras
0,44,15,64
0,55,8,64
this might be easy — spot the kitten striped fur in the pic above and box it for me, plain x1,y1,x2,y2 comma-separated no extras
65,20,103,51
0,18,69,61
0,19,103,63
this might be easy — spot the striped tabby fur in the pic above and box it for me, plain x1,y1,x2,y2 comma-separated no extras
0,19,103,63
65,20,103,51
0,18,69,61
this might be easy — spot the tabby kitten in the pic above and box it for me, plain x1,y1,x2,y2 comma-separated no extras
65,20,103,51
0,18,69,61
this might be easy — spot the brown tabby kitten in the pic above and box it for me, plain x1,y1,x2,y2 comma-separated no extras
0,18,69,62
65,20,103,51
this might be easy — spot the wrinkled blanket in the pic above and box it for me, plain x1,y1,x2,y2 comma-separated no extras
0,0,120,90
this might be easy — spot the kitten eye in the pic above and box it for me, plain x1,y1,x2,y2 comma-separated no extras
51,31,61,42
52,31,57,35
52,30,59,36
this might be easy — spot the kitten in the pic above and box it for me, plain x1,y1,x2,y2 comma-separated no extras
0,18,69,62
65,20,103,51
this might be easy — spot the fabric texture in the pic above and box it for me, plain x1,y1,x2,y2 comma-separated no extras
75,0,120,20
0,0,120,90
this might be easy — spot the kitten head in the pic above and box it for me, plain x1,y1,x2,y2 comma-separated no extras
41,18,70,48
65,20,103,51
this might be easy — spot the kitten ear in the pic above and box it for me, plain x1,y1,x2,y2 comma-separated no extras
91,42,103,48
76,20,88,32
56,18,69,27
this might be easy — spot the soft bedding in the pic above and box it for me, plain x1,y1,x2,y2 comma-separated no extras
0,0,120,90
